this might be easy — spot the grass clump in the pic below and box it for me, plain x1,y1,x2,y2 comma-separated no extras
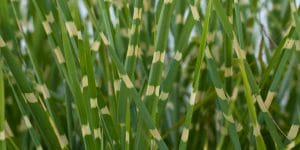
0,0,300,149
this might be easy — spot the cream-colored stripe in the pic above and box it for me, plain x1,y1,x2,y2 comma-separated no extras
91,41,100,51
166,102,174,110
36,145,43,150
129,25,136,36
5,121,13,138
150,140,155,148
252,94,257,103
42,21,52,35
287,124,299,140
125,131,130,143
100,32,109,46
176,14,183,24
247,46,254,54
48,117,65,149
133,8,139,19
253,123,261,136
152,51,165,63
77,31,83,40
189,92,196,106
65,22,78,37
160,51,165,63
134,45,142,57
94,128,101,139
236,122,243,132
264,91,276,110
137,8,143,20
233,36,246,59
127,45,134,57
149,129,162,140
207,32,215,43
284,38,294,49
23,116,32,128
81,75,88,89
107,83,113,95
146,85,155,96
159,91,169,101
152,51,161,63
115,18,119,25
40,101,47,111
24,93,38,103
228,15,233,24
133,7,142,20
224,67,233,77
223,113,234,123
287,141,295,150
174,51,182,61
114,79,120,92
143,0,150,12
230,86,239,101
290,3,297,13
90,98,98,108
164,0,173,4
100,106,111,115
0,36,6,48
205,47,213,58
190,5,200,21
36,84,50,99
121,75,134,88
181,128,189,142
81,124,91,136
0,131,5,140
54,47,65,64
238,48,246,59
59,134,68,148
255,95,267,112
215,88,227,100
155,86,160,96
46,12,54,23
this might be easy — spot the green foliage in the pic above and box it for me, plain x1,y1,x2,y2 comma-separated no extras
0,0,300,149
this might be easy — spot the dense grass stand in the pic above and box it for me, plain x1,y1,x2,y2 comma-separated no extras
0,0,300,149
